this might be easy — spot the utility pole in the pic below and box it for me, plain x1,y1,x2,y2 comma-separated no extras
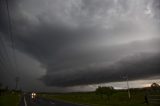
126,76,130,99
121,75,130,99
15,77,19,90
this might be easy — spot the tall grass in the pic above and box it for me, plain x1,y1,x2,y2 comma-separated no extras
0,93,21,106
40,90,148,106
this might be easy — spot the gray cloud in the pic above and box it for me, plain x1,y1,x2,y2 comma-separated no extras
41,47,160,87
0,0,160,89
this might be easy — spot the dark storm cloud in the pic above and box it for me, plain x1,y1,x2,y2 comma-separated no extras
41,52,160,87
152,0,160,17
0,0,160,88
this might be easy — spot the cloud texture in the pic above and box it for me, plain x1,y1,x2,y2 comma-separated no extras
0,0,160,88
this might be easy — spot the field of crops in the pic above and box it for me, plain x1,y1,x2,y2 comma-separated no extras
0,93,21,106
40,90,148,106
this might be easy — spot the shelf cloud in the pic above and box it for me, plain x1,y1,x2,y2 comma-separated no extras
0,0,160,90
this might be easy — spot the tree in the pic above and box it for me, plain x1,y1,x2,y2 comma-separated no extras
150,83,160,92
95,86,114,101
151,83,160,88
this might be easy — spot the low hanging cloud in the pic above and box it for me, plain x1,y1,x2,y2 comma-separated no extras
0,0,160,89
41,50,160,87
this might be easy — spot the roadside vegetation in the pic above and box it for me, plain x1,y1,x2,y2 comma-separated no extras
39,83,160,106
0,84,21,106
40,90,146,106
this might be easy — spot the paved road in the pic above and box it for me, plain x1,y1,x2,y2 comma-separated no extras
19,94,88,106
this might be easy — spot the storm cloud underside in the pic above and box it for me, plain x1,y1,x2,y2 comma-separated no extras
0,0,160,89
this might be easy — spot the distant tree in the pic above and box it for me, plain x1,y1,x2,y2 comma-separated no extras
151,83,160,88
150,83,160,92
95,86,114,101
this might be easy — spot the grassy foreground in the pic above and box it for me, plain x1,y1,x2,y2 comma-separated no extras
0,93,21,106
39,90,148,106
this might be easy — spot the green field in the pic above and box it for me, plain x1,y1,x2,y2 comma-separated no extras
0,93,21,106
40,90,148,106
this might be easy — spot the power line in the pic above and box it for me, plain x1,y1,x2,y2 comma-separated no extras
5,0,15,51
5,0,20,90
0,0,3,10
5,0,18,71
0,34,12,71
0,32,11,65
0,0,11,71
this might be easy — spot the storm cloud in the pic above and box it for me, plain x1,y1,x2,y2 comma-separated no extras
0,0,160,89
42,52,160,87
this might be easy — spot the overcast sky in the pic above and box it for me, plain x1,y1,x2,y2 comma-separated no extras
0,0,160,92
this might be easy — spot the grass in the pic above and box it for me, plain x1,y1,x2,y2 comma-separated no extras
0,93,21,106
39,90,148,106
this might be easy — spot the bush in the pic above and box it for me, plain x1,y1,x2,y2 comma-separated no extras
95,86,114,100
